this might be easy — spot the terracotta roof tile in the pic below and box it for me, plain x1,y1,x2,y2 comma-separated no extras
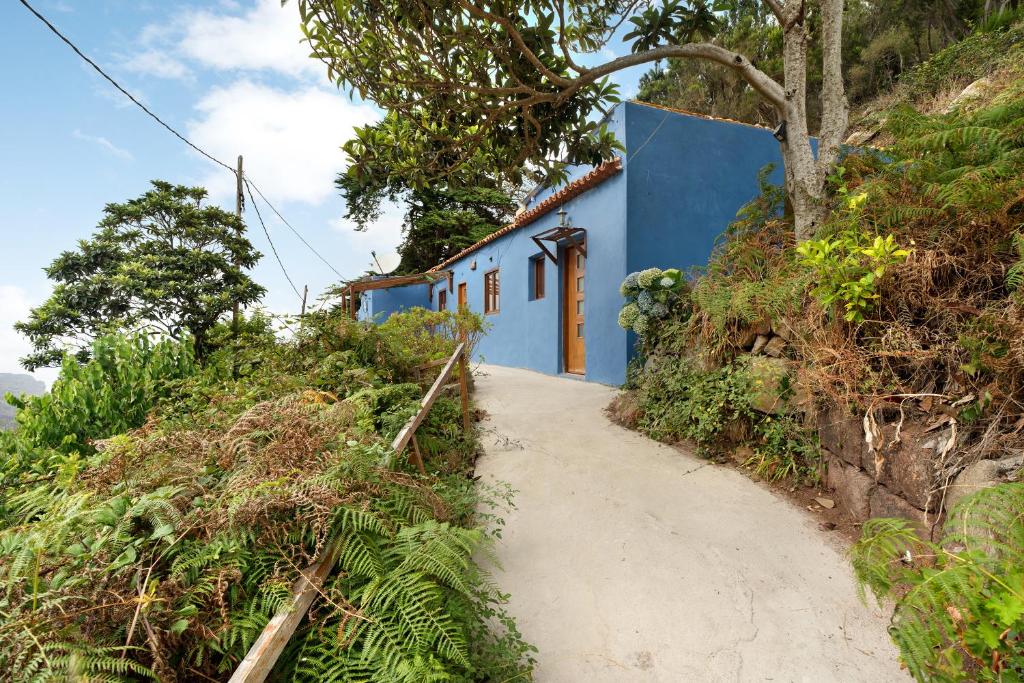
428,157,623,272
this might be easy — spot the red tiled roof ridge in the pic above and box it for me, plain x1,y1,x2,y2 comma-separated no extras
629,99,771,131
428,157,623,272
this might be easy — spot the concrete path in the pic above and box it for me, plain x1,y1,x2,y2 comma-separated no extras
473,365,904,682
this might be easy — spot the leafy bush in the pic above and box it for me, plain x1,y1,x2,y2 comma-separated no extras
617,266,686,337
744,415,820,483
1,334,197,505
633,356,752,446
852,484,1024,681
797,228,910,322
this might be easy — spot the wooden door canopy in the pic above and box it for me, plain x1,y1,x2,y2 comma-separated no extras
531,226,587,264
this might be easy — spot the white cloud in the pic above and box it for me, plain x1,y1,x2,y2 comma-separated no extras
127,0,323,81
180,0,322,79
331,206,405,274
120,49,191,80
0,286,58,387
73,129,134,161
188,80,377,205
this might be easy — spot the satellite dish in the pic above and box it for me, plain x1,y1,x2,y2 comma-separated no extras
374,251,402,274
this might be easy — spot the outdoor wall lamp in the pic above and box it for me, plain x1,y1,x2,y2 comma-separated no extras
772,120,788,143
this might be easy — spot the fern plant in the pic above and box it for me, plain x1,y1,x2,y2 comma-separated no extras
852,483,1024,681
1008,232,1024,294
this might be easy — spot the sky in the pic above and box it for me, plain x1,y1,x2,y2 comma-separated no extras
0,0,647,385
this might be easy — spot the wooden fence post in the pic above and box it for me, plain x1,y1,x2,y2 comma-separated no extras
458,349,470,436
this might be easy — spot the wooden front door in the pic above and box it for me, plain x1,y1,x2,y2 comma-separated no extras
563,245,585,374
457,282,467,310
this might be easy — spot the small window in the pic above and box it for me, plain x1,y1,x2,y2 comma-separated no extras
484,269,500,314
438,289,447,311
532,257,545,300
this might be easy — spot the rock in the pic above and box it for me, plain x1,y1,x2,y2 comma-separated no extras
736,327,759,351
944,453,1024,513
751,319,772,336
750,334,770,355
869,485,936,540
763,336,786,358
945,77,992,113
746,356,790,415
845,130,873,146
815,497,835,509
730,445,755,466
817,406,866,469
772,319,797,342
825,456,873,521
862,422,951,511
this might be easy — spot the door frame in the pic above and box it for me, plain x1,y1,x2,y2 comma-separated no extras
562,243,585,375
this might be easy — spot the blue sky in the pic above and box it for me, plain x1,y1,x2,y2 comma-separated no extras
1,0,647,383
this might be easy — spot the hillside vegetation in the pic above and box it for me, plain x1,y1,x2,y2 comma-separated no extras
619,19,1024,681
0,310,533,681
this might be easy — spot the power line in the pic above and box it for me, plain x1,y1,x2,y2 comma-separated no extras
245,180,346,279
18,0,235,174
19,0,349,281
244,180,304,303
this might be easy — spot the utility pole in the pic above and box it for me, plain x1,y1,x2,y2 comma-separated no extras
232,155,244,335
300,285,308,318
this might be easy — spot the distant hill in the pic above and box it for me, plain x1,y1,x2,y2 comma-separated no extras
0,373,46,430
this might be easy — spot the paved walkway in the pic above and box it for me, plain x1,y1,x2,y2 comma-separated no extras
473,365,904,682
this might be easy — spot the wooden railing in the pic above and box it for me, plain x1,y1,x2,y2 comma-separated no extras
229,342,471,682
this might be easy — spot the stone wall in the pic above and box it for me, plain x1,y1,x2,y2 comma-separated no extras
816,405,1023,539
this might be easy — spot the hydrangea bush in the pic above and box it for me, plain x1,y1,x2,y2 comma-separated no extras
617,266,685,336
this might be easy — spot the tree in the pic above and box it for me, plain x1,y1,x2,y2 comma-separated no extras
17,181,265,369
338,117,517,273
636,1,978,130
298,0,849,240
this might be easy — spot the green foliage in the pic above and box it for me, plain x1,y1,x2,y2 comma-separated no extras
900,21,1024,99
0,334,197,503
797,229,910,322
688,165,807,357
852,484,1024,681
336,134,516,273
1008,232,1024,294
638,0,980,128
15,181,265,369
0,308,533,681
632,356,753,446
744,415,820,484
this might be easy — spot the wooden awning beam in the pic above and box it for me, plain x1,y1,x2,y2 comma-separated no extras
531,227,587,263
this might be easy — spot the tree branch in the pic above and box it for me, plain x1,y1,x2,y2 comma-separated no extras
762,0,785,23
581,43,786,111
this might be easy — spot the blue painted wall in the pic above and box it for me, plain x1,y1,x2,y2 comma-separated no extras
358,282,430,322
624,102,785,274
362,102,788,385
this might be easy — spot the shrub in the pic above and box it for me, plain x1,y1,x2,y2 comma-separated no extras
852,484,1024,681
617,266,686,337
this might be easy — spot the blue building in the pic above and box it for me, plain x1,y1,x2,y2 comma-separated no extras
359,101,786,385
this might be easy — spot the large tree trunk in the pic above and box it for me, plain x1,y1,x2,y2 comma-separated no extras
775,0,849,241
